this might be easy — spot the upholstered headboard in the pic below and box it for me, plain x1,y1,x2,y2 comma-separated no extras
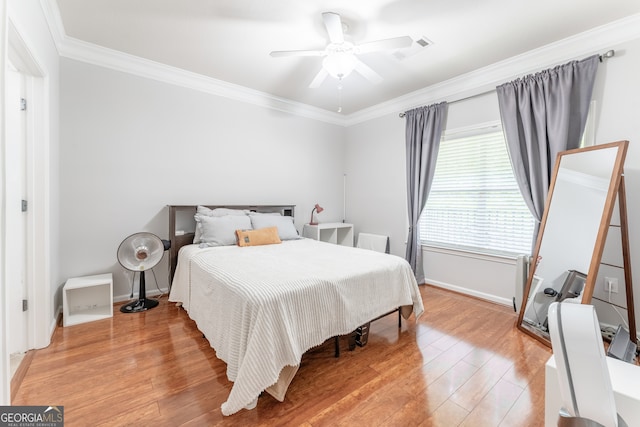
167,205,296,281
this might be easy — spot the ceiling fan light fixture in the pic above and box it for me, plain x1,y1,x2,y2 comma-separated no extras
270,12,410,88
322,51,357,79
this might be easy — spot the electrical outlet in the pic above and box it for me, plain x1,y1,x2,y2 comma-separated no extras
604,277,619,293
601,328,616,342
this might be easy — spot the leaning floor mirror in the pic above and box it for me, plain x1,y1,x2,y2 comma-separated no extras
517,140,636,347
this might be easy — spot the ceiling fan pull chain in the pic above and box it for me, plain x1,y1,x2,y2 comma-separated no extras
337,80,343,113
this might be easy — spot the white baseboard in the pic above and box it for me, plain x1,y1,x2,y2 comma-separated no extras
426,279,513,308
48,306,62,342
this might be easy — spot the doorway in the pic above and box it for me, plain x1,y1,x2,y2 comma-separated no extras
5,63,28,378
2,20,53,404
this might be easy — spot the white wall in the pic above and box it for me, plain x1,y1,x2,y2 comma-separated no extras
345,36,640,323
588,37,640,331
344,114,407,256
59,59,346,300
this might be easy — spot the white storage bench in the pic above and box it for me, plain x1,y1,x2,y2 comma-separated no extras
63,273,113,327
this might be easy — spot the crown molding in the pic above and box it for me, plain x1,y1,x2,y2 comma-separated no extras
40,0,640,128
39,0,64,51
344,13,640,126
39,1,347,126
60,37,347,125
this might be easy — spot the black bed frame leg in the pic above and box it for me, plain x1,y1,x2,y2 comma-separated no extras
335,308,401,358
348,331,357,351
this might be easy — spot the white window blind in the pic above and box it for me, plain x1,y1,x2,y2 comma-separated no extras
419,127,535,256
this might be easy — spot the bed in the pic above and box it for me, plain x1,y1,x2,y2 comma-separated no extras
167,205,424,416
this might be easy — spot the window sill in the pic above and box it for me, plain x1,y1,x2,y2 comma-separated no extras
420,244,523,265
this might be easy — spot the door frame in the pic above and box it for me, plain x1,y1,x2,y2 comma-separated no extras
5,61,28,357
1,17,52,404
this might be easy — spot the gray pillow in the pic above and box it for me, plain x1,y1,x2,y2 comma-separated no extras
196,214,252,247
194,206,249,243
249,214,299,240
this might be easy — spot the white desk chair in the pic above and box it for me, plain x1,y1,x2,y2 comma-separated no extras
356,232,389,253
548,302,628,427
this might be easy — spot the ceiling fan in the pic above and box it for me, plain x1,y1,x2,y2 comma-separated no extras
270,12,413,88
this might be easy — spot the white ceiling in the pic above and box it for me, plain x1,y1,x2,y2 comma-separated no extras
54,0,640,115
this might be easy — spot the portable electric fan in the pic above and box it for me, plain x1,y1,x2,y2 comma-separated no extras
117,232,165,313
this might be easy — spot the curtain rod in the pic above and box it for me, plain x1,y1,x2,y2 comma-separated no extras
399,49,615,118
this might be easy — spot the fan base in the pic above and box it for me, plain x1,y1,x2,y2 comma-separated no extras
120,298,159,313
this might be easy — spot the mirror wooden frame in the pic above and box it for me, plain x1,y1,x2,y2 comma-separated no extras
516,140,636,347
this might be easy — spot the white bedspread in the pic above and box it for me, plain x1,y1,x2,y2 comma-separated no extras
169,238,423,415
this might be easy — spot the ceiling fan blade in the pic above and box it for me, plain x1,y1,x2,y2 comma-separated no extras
309,68,329,88
354,59,383,85
270,49,325,57
322,12,344,44
356,36,413,54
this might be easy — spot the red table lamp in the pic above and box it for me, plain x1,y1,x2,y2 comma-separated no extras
309,204,324,225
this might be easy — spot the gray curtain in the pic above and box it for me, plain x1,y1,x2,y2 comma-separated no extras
405,102,448,283
496,55,599,248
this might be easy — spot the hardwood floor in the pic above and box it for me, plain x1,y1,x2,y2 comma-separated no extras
13,285,551,426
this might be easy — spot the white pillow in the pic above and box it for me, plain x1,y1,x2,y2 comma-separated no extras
249,214,299,240
249,211,282,216
202,206,250,217
197,215,252,247
194,206,249,243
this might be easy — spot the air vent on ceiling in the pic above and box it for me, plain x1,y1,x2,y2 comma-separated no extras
393,36,433,61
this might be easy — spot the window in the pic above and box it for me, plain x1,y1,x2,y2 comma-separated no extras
419,125,535,257
580,100,596,148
